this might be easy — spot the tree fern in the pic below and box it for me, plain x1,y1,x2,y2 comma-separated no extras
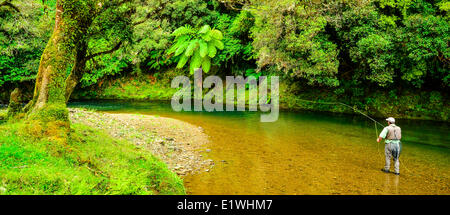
168,24,224,74
199,41,208,58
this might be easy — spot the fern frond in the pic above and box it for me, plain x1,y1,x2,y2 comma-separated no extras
198,25,211,34
210,29,223,40
184,40,199,57
177,55,189,69
213,39,224,50
207,41,217,58
199,40,208,58
202,57,211,73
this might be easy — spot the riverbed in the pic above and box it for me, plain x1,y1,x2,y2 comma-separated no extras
70,100,450,195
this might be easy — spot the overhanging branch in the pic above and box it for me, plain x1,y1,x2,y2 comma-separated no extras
0,0,20,13
86,41,123,60
133,13,152,26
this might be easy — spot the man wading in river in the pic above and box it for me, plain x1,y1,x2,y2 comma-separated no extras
377,117,402,175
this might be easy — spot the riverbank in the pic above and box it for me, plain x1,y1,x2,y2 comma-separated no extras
0,107,212,194
69,108,212,176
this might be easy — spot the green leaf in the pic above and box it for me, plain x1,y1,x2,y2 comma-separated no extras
202,57,211,73
175,42,189,56
184,40,198,57
199,40,208,58
191,51,202,69
207,43,217,58
202,33,212,42
190,51,202,74
171,26,187,37
167,45,178,55
213,40,224,50
210,29,223,40
177,55,189,69
168,35,188,55
189,62,195,74
198,25,211,34
172,25,194,37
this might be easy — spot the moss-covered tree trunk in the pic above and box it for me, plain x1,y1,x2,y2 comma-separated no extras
24,1,75,135
7,87,22,118
65,44,87,103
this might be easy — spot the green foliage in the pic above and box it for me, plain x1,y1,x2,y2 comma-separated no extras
82,55,130,87
326,0,449,88
279,80,449,121
350,33,396,86
1,0,448,121
245,68,260,79
147,50,174,71
1,0,448,90
400,13,449,87
76,0,216,86
76,0,134,87
378,0,415,17
0,121,185,194
212,11,255,74
0,109,7,121
168,24,224,74
250,0,340,87
0,0,54,87
71,70,184,101
244,68,260,89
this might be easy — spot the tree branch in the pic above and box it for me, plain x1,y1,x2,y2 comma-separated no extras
217,0,250,11
133,13,152,26
86,41,123,60
0,0,20,13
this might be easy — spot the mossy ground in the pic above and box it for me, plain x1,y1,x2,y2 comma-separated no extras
0,109,6,121
72,71,181,101
0,118,185,195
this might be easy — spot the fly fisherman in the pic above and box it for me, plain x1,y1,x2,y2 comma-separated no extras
377,117,402,175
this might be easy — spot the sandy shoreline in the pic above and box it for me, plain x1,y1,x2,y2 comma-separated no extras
69,108,213,177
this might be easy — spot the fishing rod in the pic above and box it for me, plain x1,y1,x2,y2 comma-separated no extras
296,98,385,126
296,99,385,151
336,102,385,127
297,98,414,174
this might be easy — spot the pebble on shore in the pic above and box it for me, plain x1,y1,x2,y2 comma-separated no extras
69,108,212,177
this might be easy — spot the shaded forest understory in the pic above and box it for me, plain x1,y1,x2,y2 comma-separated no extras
1,0,449,121
1,70,448,121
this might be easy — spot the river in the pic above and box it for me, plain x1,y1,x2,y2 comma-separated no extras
69,100,449,195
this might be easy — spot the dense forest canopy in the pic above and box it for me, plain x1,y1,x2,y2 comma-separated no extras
0,0,448,105
1,0,449,197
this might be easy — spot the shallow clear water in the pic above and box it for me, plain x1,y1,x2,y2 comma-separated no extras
70,100,450,194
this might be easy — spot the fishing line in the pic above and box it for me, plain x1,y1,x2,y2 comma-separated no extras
296,98,385,126
296,98,384,126
297,98,413,174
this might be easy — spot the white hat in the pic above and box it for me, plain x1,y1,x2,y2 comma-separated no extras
386,117,395,123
